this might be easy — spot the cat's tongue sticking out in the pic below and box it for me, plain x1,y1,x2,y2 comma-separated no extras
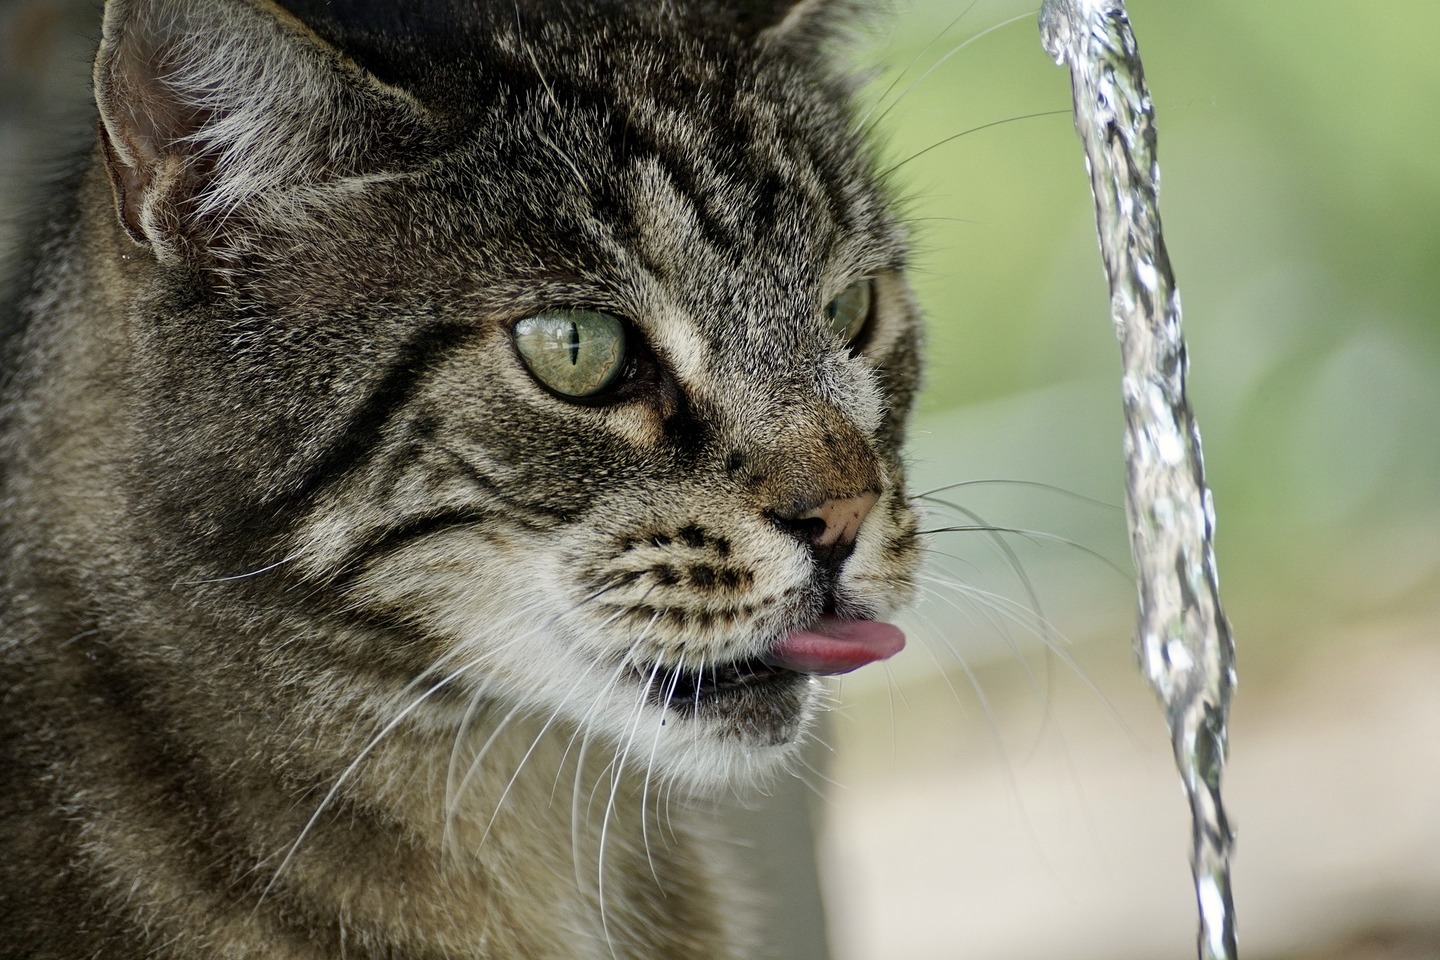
763,616,905,676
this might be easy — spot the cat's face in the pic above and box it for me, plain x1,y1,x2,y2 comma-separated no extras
95,0,922,791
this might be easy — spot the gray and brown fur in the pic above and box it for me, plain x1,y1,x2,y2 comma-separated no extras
0,0,925,956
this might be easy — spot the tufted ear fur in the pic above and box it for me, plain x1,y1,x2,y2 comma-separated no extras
93,0,426,261
733,0,880,55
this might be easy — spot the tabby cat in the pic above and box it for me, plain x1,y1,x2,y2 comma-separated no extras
0,0,924,956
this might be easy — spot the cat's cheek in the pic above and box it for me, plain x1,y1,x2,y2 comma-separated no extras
470,624,821,795
838,491,924,615
337,543,813,787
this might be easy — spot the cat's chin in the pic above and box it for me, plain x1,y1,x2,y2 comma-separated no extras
583,663,823,794
520,617,909,792
639,656,814,743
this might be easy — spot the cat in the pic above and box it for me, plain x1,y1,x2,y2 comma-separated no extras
0,0,925,956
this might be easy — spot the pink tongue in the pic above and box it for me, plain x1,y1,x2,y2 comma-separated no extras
763,616,906,676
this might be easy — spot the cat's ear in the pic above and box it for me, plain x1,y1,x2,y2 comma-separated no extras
94,0,426,260
735,0,878,56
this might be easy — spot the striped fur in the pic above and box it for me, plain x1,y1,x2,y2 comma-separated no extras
0,0,923,956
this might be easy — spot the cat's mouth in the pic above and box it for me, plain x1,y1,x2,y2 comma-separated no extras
631,615,905,721
639,656,801,716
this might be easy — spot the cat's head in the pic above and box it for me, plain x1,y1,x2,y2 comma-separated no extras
91,0,923,791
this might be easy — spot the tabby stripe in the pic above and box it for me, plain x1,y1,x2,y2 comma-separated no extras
287,322,479,510
489,55,796,256
323,608,478,697
638,146,747,254
319,448,568,589
67,638,340,947
441,447,574,525
328,509,502,589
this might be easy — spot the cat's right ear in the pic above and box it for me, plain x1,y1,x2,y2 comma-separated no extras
94,0,427,261
738,0,880,59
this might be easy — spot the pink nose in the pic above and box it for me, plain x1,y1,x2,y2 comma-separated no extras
785,491,879,549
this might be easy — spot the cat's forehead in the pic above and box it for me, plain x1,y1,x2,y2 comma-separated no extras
412,24,905,345
263,0,909,386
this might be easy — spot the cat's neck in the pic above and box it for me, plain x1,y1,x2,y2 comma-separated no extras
284,706,747,959
29,616,747,959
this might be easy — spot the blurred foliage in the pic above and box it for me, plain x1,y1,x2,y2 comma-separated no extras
861,0,1440,662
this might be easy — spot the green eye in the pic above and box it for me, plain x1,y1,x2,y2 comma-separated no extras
825,279,873,343
513,309,627,399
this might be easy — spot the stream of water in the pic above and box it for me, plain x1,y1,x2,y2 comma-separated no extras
1036,1,1239,957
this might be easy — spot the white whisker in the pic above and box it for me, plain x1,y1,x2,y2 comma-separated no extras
174,549,306,586
259,655,477,903
868,10,1037,133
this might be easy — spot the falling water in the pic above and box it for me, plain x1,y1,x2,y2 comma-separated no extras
1036,1,1239,957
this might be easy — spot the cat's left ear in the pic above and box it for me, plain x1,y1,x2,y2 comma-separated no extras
93,0,429,262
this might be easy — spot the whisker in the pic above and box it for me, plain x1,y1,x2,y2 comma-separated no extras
437,574,656,852
639,664,684,884
901,214,982,226
259,654,478,903
442,689,497,857
915,579,1043,700
596,656,665,957
791,748,845,794
552,650,646,802
910,604,1038,791
906,605,1132,883
912,478,1121,510
915,577,1137,744
174,549,305,586
914,500,1058,661
787,759,836,806
570,732,594,899
856,0,981,130
904,599,978,715
878,109,1071,179
918,520,1131,580
916,573,1061,650
474,708,567,849
866,9,1037,135
444,698,528,852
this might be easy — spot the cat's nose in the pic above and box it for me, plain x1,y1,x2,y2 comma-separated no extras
770,491,879,569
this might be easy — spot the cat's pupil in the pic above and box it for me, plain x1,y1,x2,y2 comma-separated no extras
513,309,627,399
826,279,873,343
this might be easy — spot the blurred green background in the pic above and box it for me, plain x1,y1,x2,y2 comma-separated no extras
4,0,1438,958
866,0,1440,648
819,2,1440,959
